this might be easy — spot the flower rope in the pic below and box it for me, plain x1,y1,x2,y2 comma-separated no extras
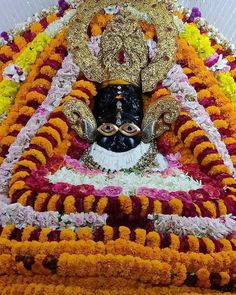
148,214,236,240
163,64,236,177
0,54,80,198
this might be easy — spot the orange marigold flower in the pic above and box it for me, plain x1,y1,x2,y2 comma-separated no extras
30,23,44,34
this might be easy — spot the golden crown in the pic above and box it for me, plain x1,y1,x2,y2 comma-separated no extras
68,0,178,92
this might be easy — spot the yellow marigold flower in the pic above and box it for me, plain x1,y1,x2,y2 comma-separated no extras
193,142,214,158
177,121,197,139
203,201,216,218
31,136,53,157
48,118,69,139
83,195,95,212
119,195,132,215
64,195,76,214
213,119,228,129
153,200,162,214
103,226,114,243
220,272,230,286
171,263,187,286
18,106,35,116
96,197,108,215
208,164,230,176
1,225,15,239
60,229,76,241
198,89,211,99
78,227,93,241
170,234,180,251
119,226,131,241
34,193,49,212
1,135,15,146
14,36,27,49
39,126,61,146
30,23,44,34
75,80,98,97
169,198,183,215
18,190,32,206
146,232,160,248
9,171,29,187
21,226,36,241
196,268,211,288
184,130,206,148
135,229,146,245
23,149,47,165
39,228,51,242
9,180,27,198
206,106,220,116
201,154,221,166
47,194,60,211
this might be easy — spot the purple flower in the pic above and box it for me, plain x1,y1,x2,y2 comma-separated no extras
188,7,201,22
1,31,9,41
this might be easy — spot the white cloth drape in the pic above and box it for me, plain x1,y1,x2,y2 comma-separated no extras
0,0,235,45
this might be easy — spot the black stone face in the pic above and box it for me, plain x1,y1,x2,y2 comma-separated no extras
93,84,143,152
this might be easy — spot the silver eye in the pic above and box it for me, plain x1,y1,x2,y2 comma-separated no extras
97,123,119,136
119,123,141,136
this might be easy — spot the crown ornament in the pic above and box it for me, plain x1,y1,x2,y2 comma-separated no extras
68,0,178,92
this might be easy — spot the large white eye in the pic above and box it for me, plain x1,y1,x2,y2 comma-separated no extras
119,123,141,137
97,123,119,136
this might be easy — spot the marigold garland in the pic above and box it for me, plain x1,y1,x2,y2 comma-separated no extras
0,227,235,254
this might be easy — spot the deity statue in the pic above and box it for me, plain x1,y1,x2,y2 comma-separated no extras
63,0,180,173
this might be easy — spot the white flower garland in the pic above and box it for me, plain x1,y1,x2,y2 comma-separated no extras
0,54,80,198
48,165,202,195
0,201,107,230
163,64,236,178
44,9,76,38
148,214,236,239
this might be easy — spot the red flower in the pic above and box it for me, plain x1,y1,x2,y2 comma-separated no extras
52,182,73,195
71,184,95,197
46,155,65,173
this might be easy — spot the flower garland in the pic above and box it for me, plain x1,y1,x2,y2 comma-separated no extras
8,80,97,204
47,164,202,195
0,29,68,163
0,54,80,196
180,64,236,171
0,281,232,295
0,201,107,230
0,0,76,46
163,64,236,177
177,38,236,140
9,177,236,218
174,4,235,53
174,112,236,191
0,9,75,116
0,239,235,289
1,225,235,254
148,214,236,239
0,13,59,79
179,22,236,108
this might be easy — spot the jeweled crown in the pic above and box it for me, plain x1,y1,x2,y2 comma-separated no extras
68,0,178,92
